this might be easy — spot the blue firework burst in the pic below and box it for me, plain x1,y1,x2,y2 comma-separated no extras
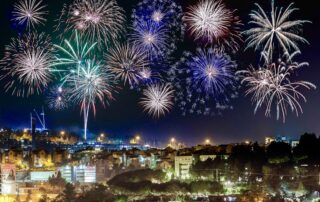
168,48,238,116
131,0,183,63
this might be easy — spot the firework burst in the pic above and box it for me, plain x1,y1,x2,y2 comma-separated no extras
140,83,174,118
238,51,316,122
244,0,310,61
0,33,53,97
60,0,125,47
105,43,149,86
183,0,242,51
168,48,238,116
12,0,48,29
66,60,115,140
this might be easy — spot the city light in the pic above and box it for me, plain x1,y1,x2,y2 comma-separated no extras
205,139,211,145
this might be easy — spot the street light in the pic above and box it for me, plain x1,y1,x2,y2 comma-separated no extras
205,139,211,145
171,137,175,143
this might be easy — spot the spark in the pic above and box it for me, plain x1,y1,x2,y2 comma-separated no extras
12,0,48,29
105,43,149,86
238,51,316,122
140,83,174,118
183,0,242,50
244,0,310,61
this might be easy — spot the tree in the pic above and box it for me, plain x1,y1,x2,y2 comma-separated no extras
39,193,50,202
25,190,32,202
49,171,66,189
266,142,291,164
54,183,76,202
293,133,320,164
77,184,115,202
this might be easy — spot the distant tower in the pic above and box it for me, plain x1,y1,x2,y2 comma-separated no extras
31,113,36,150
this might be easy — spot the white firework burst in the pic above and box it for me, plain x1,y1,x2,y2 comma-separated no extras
183,0,242,50
67,60,114,111
12,0,48,29
238,51,316,122
15,49,52,92
0,33,53,97
66,60,115,140
62,0,125,47
244,0,310,60
140,83,174,118
105,43,149,86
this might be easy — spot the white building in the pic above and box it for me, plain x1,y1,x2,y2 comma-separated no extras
0,164,16,195
59,165,96,183
174,155,193,179
30,171,55,182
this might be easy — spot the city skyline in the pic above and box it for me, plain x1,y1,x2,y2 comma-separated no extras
0,0,319,145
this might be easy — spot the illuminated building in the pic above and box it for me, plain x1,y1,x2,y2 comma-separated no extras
174,155,193,179
59,165,96,183
0,164,16,195
265,136,276,145
30,171,55,182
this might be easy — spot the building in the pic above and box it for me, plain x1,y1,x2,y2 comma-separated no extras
174,155,193,179
59,165,96,183
199,154,217,162
265,136,276,145
30,171,55,182
0,164,16,195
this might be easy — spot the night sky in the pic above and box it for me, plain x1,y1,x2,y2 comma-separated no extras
0,0,319,145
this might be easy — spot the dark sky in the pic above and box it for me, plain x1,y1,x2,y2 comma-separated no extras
0,0,319,145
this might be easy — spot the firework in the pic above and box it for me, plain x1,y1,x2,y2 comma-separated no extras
238,51,316,122
140,83,174,118
191,48,236,95
12,0,47,29
47,86,69,110
60,0,125,47
183,0,242,50
131,0,184,56
131,20,170,61
168,48,238,116
66,60,114,140
244,0,310,61
0,33,53,97
105,43,149,86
